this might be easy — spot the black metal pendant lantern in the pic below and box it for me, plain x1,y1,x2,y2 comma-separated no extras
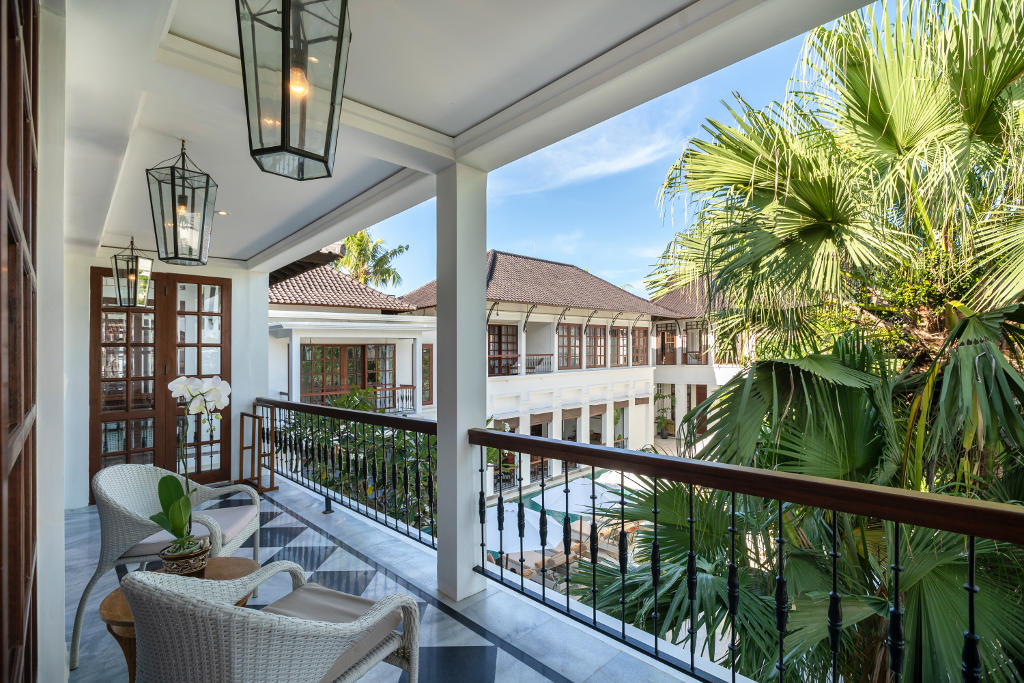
111,238,154,308
146,141,218,266
235,0,352,180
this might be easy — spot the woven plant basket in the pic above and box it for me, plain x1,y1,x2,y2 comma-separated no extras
159,538,211,577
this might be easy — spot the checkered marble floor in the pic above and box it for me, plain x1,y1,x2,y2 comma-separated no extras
66,480,690,682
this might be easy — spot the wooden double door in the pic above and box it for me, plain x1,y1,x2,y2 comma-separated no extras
90,268,231,485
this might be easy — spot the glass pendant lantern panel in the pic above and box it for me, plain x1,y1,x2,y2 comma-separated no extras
238,0,284,152
147,164,217,265
237,0,351,180
112,252,154,308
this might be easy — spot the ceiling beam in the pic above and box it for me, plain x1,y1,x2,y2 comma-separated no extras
246,167,434,273
155,33,456,173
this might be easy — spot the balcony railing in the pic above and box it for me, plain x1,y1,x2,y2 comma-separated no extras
248,398,1024,680
488,354,519,377
685,351,707,365
253,398,438,548
525,353,552,374
371,384,415,413
467,428,1024,682
302,385,416,414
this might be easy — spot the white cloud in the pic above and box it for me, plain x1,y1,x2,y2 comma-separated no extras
489,89,697,197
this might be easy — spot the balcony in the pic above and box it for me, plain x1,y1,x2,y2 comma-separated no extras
66,423,695,682
85,399,1013,682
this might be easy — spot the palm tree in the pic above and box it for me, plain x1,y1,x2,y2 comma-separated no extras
337,230,409,288
580,1,1024,679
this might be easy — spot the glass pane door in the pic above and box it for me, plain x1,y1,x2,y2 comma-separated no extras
168,277,231,483
90,269,159,480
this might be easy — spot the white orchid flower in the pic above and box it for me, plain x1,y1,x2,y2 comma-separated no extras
168,376,189,398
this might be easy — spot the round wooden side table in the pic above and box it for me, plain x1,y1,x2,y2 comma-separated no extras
98,556,261,682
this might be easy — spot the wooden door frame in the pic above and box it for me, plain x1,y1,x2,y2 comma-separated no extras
88,269,232,487
158,273,232,485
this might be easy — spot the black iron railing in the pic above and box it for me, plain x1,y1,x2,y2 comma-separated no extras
254,398,438,548
468,428,1024,682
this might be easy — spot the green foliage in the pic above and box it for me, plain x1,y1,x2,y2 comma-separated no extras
280,390,438,532
337,230,410,288
611,2,1024,677
149,475,196,554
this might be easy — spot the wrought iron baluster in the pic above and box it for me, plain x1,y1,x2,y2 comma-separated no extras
963,535,981,683
479,445,487,573
370,425,380,522
517,450,526,592
590,465,599,626
619,470,627,639
414,432,423,542
539,455,548,603
498,474,505,585
687,482,697,668
888,522,904,679
563,462,572,614
427,455,436,548
404,451,411,535
828,510,843,681
341,420,350,508
728,491,739,682
775,499,788,680
652,477,661,657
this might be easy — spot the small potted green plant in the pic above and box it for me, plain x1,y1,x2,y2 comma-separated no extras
152,375,231,576
151,474,209,576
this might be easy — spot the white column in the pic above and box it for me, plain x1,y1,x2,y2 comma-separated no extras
518,316,526,375
518,409,531,484
38,8,67,679
550,322,559,373
550,408,563,477
436,162,488,601
674,384,688,431
605,400,615,448
289,332,302,400
412,337,422,412
675,322,683,365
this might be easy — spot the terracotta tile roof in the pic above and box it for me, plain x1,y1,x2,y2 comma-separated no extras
401,250,677,316
652,276,714,318
269,264,414,311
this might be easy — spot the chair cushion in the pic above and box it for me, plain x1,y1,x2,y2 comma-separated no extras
262,582,403,682
125,504,258,558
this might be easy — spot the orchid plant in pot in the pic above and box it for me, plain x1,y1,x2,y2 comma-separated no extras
150,376,231,576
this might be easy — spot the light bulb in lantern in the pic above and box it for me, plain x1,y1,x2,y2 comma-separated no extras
177,194,189,215
289,66,310,97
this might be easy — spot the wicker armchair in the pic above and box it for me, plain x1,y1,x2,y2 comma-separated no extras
70,464,261,669
120,561,420,683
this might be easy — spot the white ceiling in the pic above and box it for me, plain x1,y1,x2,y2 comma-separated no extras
170,0,686,137
65,0,868,269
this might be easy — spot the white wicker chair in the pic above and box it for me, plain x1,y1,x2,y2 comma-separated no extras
120,561,420,683
70,464,261,669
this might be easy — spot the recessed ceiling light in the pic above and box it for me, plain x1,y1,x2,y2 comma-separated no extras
216,210,229,216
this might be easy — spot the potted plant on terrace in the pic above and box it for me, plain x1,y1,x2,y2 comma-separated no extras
653,391,674,439
150,376,231,576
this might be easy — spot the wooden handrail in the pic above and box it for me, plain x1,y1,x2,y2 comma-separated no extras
254,397,437,434
467,427,1024,546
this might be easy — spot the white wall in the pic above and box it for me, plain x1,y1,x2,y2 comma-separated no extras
63,253,269,509
268,335,290,398
38,6,67,679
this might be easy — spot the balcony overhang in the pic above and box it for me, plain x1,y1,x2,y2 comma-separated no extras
65,0,867,270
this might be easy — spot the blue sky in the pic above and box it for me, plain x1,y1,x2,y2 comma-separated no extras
369,33,807,298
